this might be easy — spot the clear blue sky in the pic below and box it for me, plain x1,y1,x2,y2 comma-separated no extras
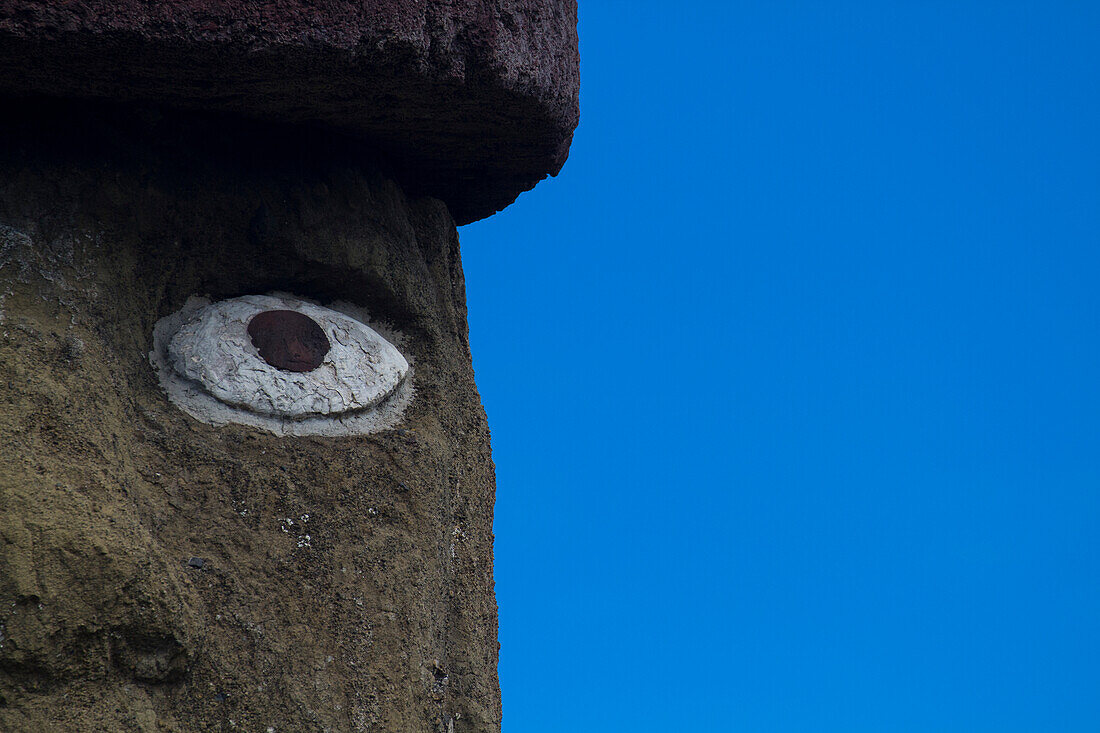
459,3,1100,731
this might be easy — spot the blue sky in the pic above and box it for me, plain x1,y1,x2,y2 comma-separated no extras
459,3,1100,731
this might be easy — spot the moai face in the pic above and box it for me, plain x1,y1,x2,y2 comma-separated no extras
0,1,578,730
0,146,500,730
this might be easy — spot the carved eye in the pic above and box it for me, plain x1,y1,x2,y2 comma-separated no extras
151,294,411,436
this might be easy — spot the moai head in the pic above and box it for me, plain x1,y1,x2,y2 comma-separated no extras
0,3,577,731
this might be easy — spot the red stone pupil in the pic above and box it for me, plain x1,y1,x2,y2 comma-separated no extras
247,310,330,373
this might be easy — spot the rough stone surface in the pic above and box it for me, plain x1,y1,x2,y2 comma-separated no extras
0,0,580,224
0,126,500,731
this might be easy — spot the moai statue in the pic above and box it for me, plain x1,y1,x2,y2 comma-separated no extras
0,3,578,731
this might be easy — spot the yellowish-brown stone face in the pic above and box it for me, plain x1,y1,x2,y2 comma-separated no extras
0,125,501,731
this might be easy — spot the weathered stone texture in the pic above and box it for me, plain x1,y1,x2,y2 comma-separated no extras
0,0,580,224
0,117,500,731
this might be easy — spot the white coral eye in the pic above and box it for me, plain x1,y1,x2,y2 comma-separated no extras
150,294,412,436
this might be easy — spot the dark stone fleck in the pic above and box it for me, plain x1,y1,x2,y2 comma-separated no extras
214,692,228,702
247,310,330,373
60,335,85,362
187,557,205,569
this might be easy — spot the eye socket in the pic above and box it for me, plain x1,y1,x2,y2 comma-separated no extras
151,294,412,436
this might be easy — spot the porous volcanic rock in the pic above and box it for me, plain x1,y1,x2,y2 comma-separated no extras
0,117,500,731
0,0,580,224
